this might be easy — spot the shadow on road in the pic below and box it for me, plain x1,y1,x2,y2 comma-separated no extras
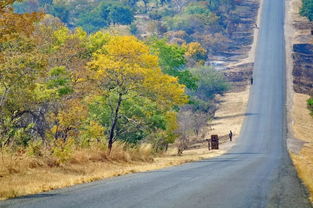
224,152,263,155
214,113,258,120
194,159,240,163
9,193,58,201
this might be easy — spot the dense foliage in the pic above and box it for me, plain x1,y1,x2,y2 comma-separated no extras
13,0,237,51
301,0,313,21
14,0,135,33
0,3,187,154
2,0,230,157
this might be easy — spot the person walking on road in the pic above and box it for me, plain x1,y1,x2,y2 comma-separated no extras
229,130,233,142
250,77,254,85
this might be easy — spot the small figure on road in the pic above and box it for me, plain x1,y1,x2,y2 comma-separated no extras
206,139,211,151
250,77,254,85
229,130,233,142
254,23,259,29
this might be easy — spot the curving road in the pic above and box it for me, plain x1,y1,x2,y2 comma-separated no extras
1,0,312,207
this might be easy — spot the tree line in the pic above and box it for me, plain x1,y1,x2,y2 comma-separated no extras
13,0,238,51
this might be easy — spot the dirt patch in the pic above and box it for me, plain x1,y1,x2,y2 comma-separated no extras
292,93,313,143
224,63,253,92
210,87,250,140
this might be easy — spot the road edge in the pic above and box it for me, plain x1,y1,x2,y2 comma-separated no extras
266,0,312,207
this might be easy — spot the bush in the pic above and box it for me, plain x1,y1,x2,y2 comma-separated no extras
26,140,43,157
301,0,313,21
189,66,230,101
52,138,75,164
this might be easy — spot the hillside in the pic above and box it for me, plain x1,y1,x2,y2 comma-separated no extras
14,0,258,67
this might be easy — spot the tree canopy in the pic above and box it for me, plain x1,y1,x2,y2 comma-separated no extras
1,0,231,155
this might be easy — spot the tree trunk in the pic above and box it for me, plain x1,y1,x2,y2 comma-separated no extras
108,94,123,154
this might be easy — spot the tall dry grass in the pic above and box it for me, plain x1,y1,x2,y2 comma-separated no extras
292,145,313,203
0,142,154,200
291,93,313,203
0,142,226,200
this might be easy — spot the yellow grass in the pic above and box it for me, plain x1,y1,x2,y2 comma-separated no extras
0,146,225,200
292,94,313,143
291,145,313,202
291,93,313,202
211,87,250,139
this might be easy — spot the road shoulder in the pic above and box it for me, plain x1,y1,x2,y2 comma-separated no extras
285,0,313,204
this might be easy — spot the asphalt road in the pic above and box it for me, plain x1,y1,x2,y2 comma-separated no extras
1,0,312,208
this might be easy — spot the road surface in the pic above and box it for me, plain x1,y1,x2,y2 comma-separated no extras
1,0,312,207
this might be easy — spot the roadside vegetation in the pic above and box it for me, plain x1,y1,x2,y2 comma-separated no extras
290,0,313,203
0,0,234,199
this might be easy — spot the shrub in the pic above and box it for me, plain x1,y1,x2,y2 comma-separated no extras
301,0,313,21
52,138,75,164
189,66,230,101
26,140,43,157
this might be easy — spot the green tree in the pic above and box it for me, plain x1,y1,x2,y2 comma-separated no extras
76,1,134,33
301,0,313,21
148,38,198,90
189,66,229,101
49,1,70,24
88,36,187,153
108,5,134,25
0,0,46,146
0,36,47,146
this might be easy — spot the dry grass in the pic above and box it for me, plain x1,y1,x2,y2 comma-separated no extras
292,94,313,143
0,145,225,200
291,144,313,202
210,87,250,139
288,0,313,44
291,93,313,202
0,89,250,201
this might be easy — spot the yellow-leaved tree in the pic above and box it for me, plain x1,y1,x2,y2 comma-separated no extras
88,36,187,153
184,42,207,66
0,0,46,146
0,0,43,44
